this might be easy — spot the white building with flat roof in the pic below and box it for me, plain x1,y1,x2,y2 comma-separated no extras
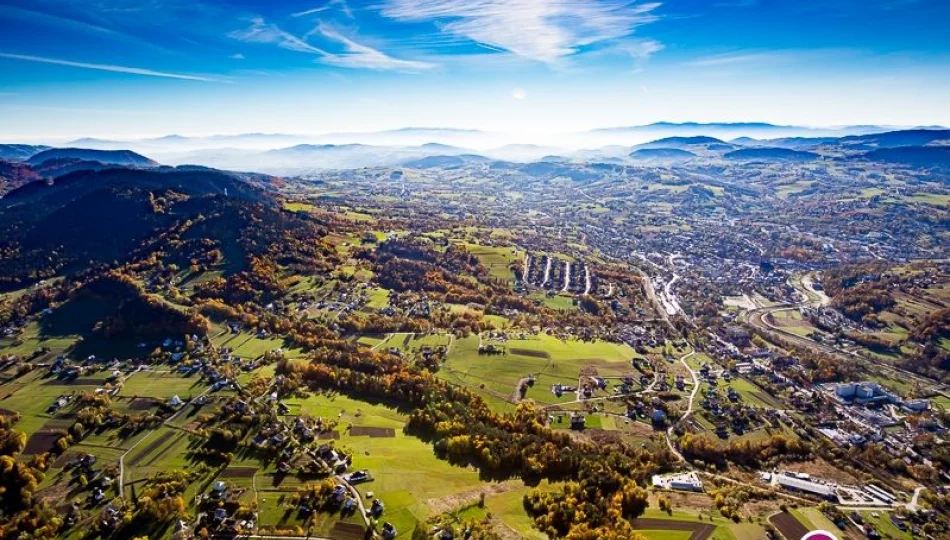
772,472,837,499
652,471,704,492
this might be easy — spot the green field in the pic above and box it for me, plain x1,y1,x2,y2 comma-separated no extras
281,393,525,537
457,243,522,284
210,331,301,359
638,531,692,540
438,333,638,410
859,510,913,540
0,371,106,437
636,508,741,540
119,371,208,400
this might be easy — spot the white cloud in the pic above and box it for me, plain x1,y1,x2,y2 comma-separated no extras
0,52,217,81
621,38,663,59
512,87,527,100
315,23,434,71
380,0,661,63
229,17,329,55
230,53,245,60
230,18,433,71
687,48,857,68
688,51,777,67
293,0,354,19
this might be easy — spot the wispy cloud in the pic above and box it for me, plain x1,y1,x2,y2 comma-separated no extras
688,51,778,67
229,17,329,55
293,0,354,19
687,48,855,67
230,17,433,71
0,52,218,81
379,0,662,63
314,23,435,70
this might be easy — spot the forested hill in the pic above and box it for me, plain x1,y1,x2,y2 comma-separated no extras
0,167,281,289
26,147,158,167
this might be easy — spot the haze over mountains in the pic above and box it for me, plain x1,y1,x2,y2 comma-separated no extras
2,123,949,176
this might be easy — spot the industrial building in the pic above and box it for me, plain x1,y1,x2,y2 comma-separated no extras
767,471,837,499
652,471,704,492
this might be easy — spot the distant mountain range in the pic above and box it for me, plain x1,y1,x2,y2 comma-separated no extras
3,127,948,174
0,144,51,161
724,148,822,162
629,148,697,161
589,121,927,138
860,146,950,168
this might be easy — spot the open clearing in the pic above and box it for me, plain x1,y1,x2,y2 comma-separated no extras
439,333,638,410
277,391,534,536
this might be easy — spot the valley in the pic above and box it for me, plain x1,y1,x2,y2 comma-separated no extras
0,128,948,540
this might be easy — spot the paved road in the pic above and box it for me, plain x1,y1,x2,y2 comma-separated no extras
665,350,698,462
740,284,944,391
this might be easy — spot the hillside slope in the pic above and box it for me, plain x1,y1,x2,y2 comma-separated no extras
0,167,274,287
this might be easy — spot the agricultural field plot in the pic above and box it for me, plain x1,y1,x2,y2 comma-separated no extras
481,482,559,540
455,242,523,284
723,377,784,409
364,286,391,309
769,511,809,540
118,371,208,400
256,496,366,538
633,509,747,540
123,426,195,480
932,394,950,411
768,309,820,338
439,333,639,409
530,291,578,311
274,392,523,537
636,530,693,540
0,371,109,437
380,332,452,357
794,507,861,539
211,331,300,359
858,510,914,540
0,321,79,360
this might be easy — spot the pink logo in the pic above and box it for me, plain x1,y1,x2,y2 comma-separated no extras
802,532,838,540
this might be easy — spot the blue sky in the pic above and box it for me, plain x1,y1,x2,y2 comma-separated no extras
1,0,949,140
